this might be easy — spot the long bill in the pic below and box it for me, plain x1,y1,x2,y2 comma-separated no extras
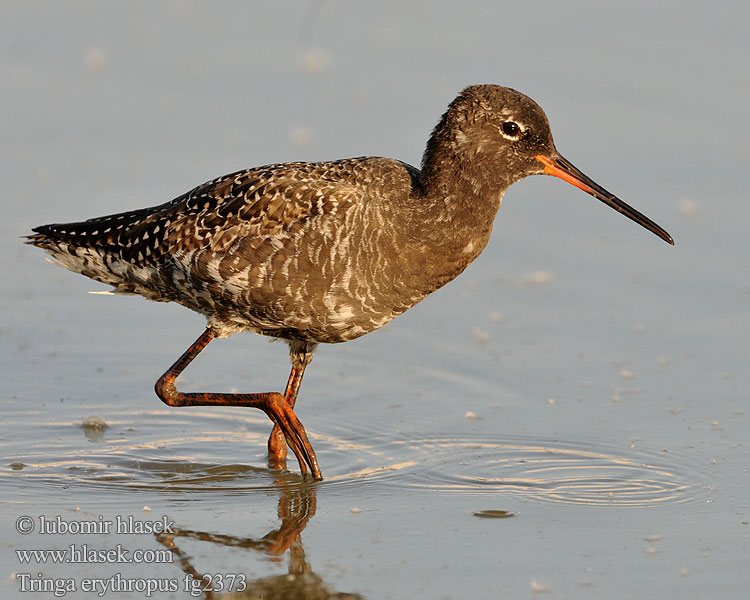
535,154,674,245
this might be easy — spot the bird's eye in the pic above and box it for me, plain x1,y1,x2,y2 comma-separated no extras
501,121,521,138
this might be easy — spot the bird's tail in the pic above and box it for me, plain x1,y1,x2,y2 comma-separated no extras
26,206,166,296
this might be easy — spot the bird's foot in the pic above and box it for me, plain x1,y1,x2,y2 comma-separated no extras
263,393,322,481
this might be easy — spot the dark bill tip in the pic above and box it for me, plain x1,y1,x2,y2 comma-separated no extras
535,154,674,245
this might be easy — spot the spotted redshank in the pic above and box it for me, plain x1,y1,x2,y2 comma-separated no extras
27,85,673,480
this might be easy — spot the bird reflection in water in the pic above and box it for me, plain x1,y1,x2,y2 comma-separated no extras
155,482,363,599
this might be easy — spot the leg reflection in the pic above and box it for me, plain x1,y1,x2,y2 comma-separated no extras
155,482,363,599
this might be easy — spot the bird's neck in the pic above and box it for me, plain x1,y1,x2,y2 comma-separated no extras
417,128,508,251
419,117,511,220
400,137,509,294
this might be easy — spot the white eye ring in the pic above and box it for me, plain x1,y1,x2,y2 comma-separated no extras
500,120,523,140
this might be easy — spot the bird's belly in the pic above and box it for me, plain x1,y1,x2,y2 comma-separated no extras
160,245,424,343
220,285,422,344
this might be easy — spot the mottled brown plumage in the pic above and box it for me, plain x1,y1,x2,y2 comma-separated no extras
27,85,673,479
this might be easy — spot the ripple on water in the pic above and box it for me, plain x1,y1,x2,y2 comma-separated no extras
1,406,704,507
383,436,700,507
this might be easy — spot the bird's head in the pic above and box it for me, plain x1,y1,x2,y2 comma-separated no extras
424,84,673,244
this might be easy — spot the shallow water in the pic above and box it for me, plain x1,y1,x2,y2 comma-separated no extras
2,2,749,599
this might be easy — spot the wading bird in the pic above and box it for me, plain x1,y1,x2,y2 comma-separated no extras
27,85,673,480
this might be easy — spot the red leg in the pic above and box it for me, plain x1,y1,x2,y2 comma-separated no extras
154,329,321,480
268,363,307,469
